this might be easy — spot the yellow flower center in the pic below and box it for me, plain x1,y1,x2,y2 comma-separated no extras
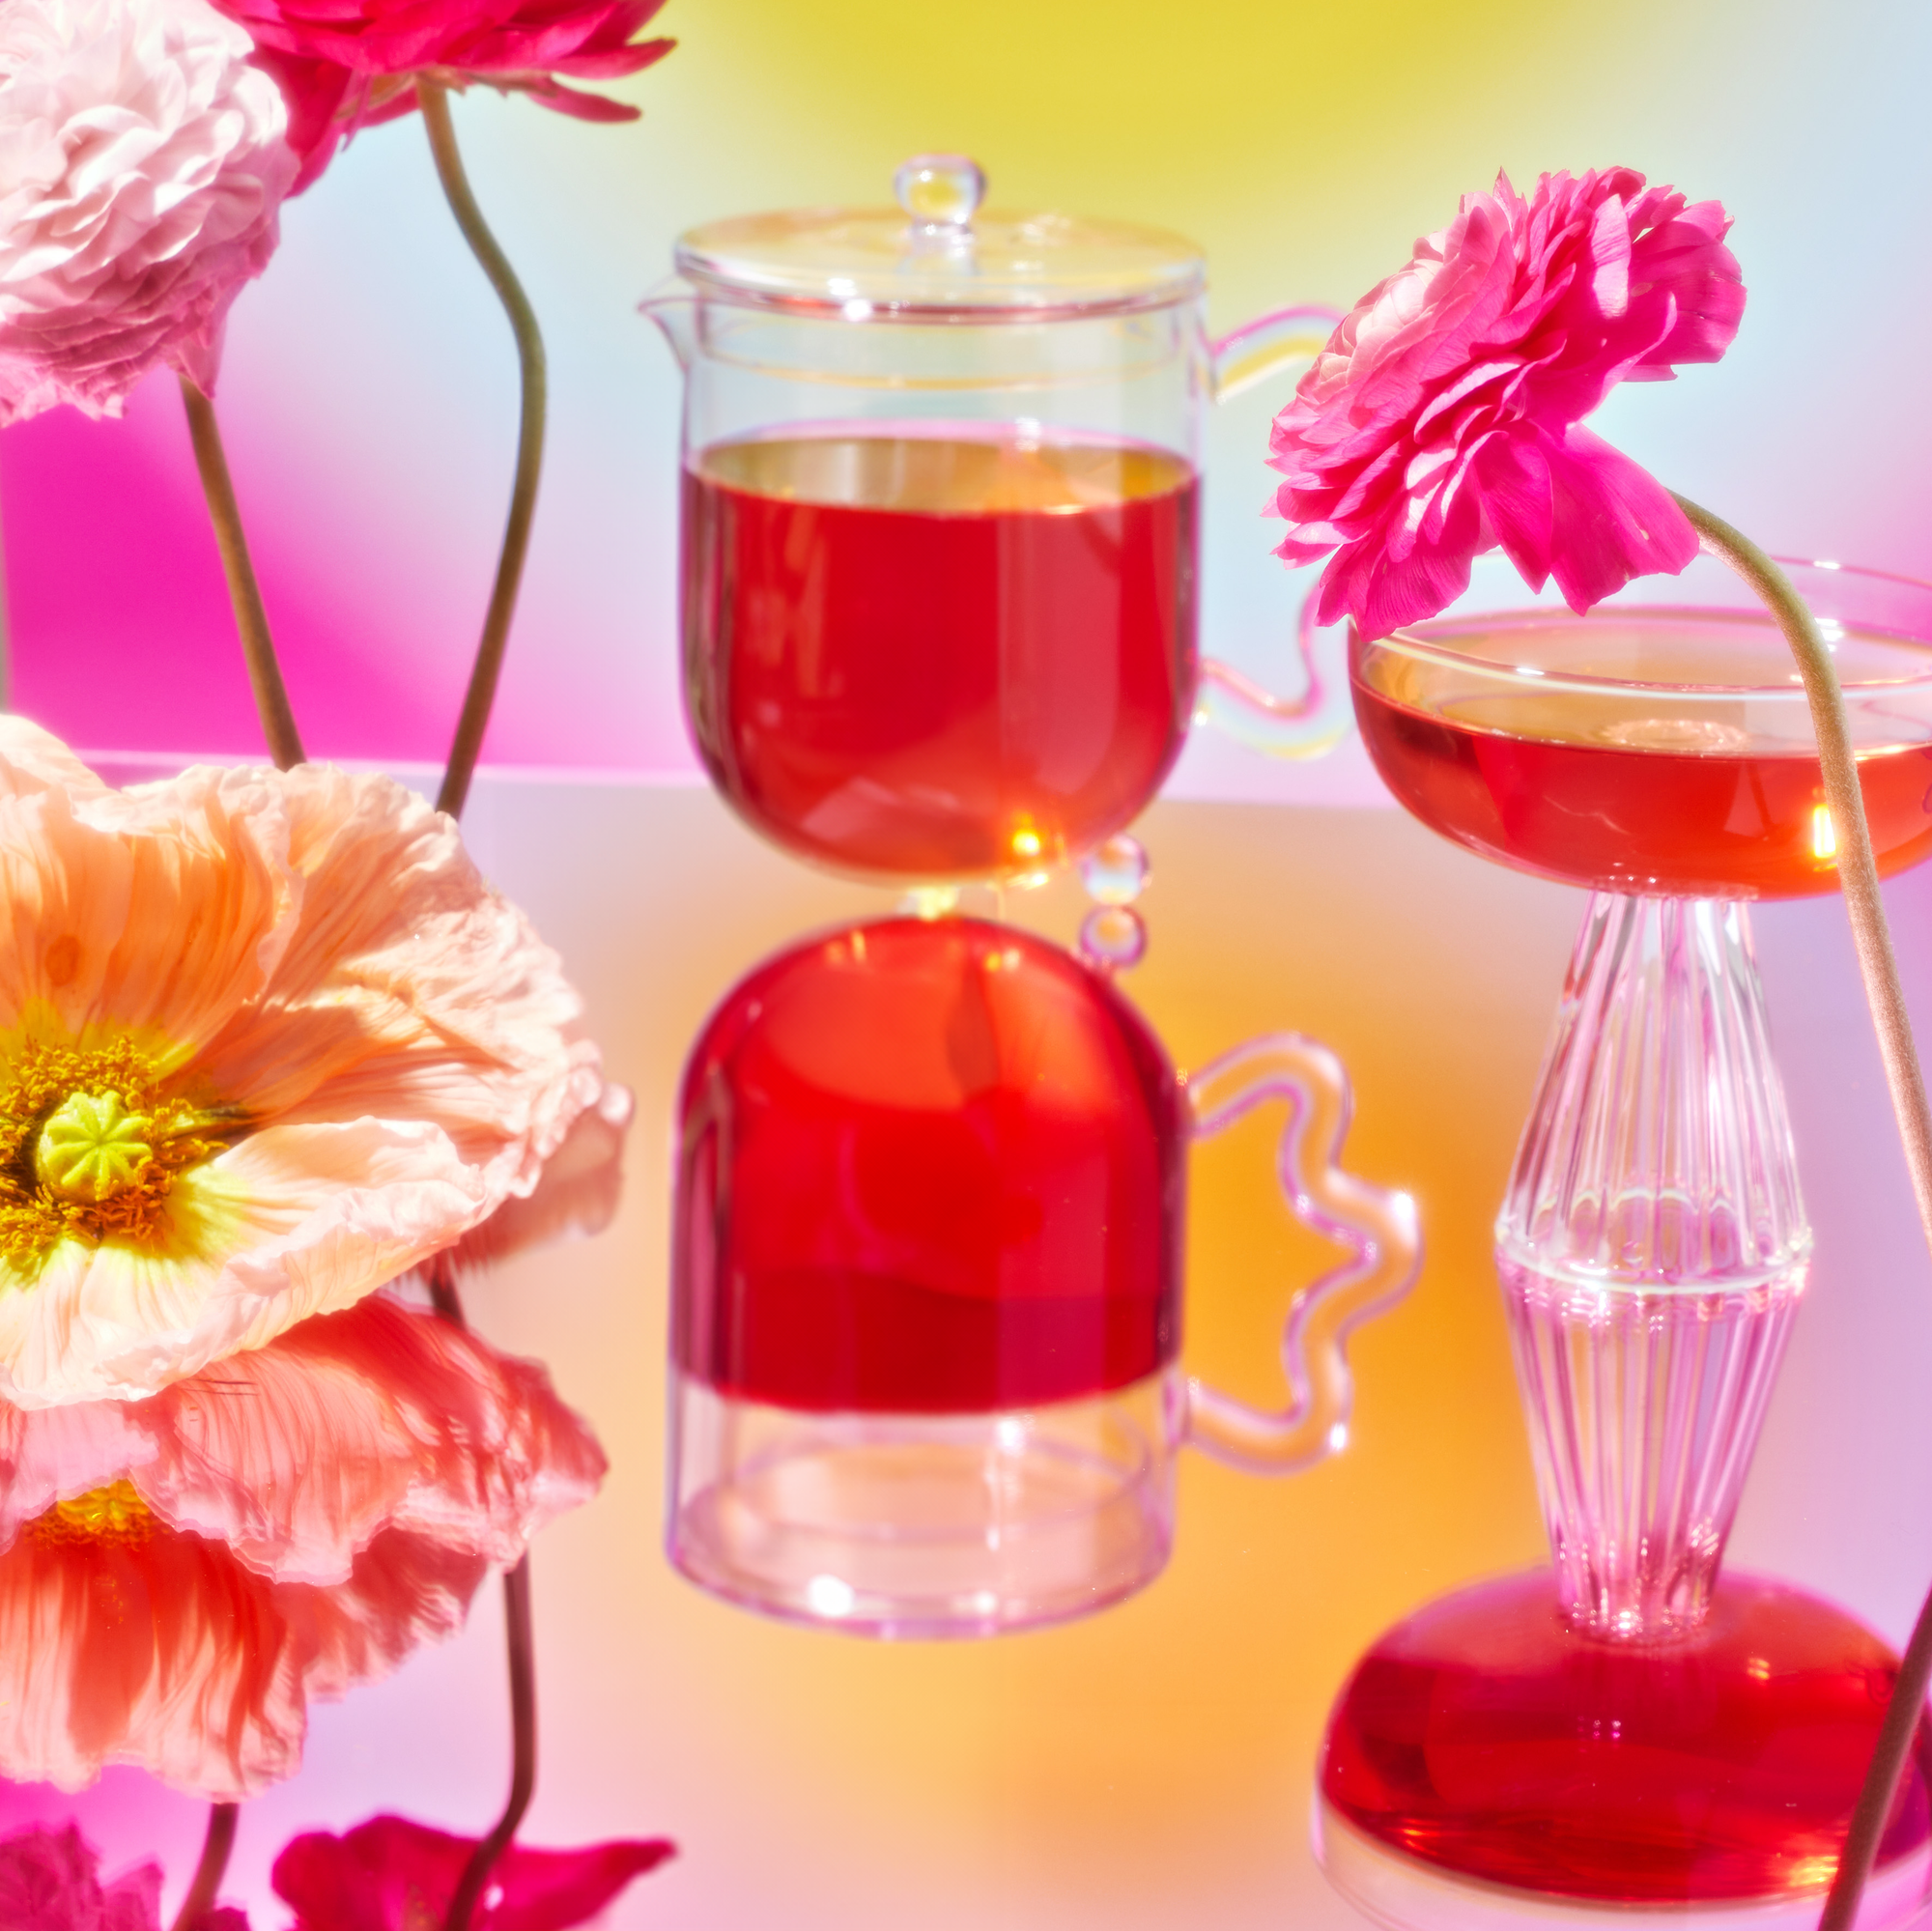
36,1091,156,1203
0,1039,229,1270
29,1479,154,1548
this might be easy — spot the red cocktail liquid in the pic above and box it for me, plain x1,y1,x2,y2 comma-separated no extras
682,431,1199,880
1352,615,1932,898
1321,1571,1932,1904
671,918,1184,1412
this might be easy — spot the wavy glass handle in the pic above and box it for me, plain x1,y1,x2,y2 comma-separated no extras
1199,304,1350,762
1209,305,1340,403
1181,1035,1421,1474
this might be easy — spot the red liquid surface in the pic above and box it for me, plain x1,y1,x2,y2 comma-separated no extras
682,432,1199,881
672,918,1184,1412
1353,618,1932,898
1321,1571,1932,1903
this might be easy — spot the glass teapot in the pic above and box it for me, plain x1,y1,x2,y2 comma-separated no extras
642,154,1350,883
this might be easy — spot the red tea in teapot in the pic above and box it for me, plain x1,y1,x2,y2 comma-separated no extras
681,429,1199,880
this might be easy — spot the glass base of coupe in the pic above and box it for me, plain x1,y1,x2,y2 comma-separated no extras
1318,554,1932,1930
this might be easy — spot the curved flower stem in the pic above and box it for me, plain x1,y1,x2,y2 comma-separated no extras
168,1801,238,1931
443,1554,538,1931
421,1250,538,1931
180,380,304,771
417,81,548,821
1672,497,1932,1246
1672,498,1932,1931
1818,1578,1932,1931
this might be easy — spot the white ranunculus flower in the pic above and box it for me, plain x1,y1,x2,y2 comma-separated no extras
0,0,296,422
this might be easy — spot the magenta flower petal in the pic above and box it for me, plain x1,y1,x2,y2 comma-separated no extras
212,0,675,186
1268,168,1744,639
0,1824,162,1931
271,1814,674,1931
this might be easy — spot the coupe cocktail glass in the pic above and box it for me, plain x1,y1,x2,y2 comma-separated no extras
1317,554,1932,1930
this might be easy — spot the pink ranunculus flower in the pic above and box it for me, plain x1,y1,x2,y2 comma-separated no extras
0,1292,605,1798
217,0,673,190
0,718,599,1408
1267,168,1747,641
0,0,298,423
272,1814,673,1931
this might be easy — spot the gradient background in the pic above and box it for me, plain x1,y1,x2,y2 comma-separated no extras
5,0,1932,1924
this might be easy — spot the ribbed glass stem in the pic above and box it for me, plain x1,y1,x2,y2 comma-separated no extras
1497,894,1811,1641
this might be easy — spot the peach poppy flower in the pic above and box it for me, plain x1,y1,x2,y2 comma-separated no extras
0,1292,605,1799
0,719,598,1408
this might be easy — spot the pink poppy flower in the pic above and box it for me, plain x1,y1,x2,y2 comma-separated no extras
272,1814,672,1931
0,719,598,1408
0,1292,605,1798
1267,167,1746,640
219,0,673,190
0,0,297,423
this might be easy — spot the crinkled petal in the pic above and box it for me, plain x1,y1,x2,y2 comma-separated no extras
0,1520,307,1799
0,1121,485,1406
132,1294,607,1583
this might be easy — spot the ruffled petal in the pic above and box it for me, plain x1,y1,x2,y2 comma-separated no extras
132,1295,607,1584
0,1524,306,1799
0,1121,486,1406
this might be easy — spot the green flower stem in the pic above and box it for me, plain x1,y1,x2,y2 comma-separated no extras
417,82,549,821
1671,497,1932,1931
1672,497,1932,1243
180,380,304,771
442,1554,539,1931
423,1255,539,1931
168,1801,238,1931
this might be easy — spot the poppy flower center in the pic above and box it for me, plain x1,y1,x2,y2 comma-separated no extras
29,1480,154,1548
0,1040,227,1265
37,1091,156,1203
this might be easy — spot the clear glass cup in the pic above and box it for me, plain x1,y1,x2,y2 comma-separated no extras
668,916,1420,1636
643,155,1348,883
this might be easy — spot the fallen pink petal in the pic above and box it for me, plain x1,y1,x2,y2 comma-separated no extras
271,1814,674,1931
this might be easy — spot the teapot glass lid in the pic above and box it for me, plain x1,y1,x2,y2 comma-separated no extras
674,154,1206,320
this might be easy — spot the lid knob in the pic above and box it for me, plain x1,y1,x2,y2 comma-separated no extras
894,153,986,233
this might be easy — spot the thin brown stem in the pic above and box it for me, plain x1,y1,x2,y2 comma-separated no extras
1673,497,1932,1254
1671,499,1932,1931
1818,1578,1932,1931
443,1554,538,1931
417,82,548,821
180,380,303,770
168,1802,239,1931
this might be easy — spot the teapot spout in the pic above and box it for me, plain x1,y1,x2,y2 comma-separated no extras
639,280,698,371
